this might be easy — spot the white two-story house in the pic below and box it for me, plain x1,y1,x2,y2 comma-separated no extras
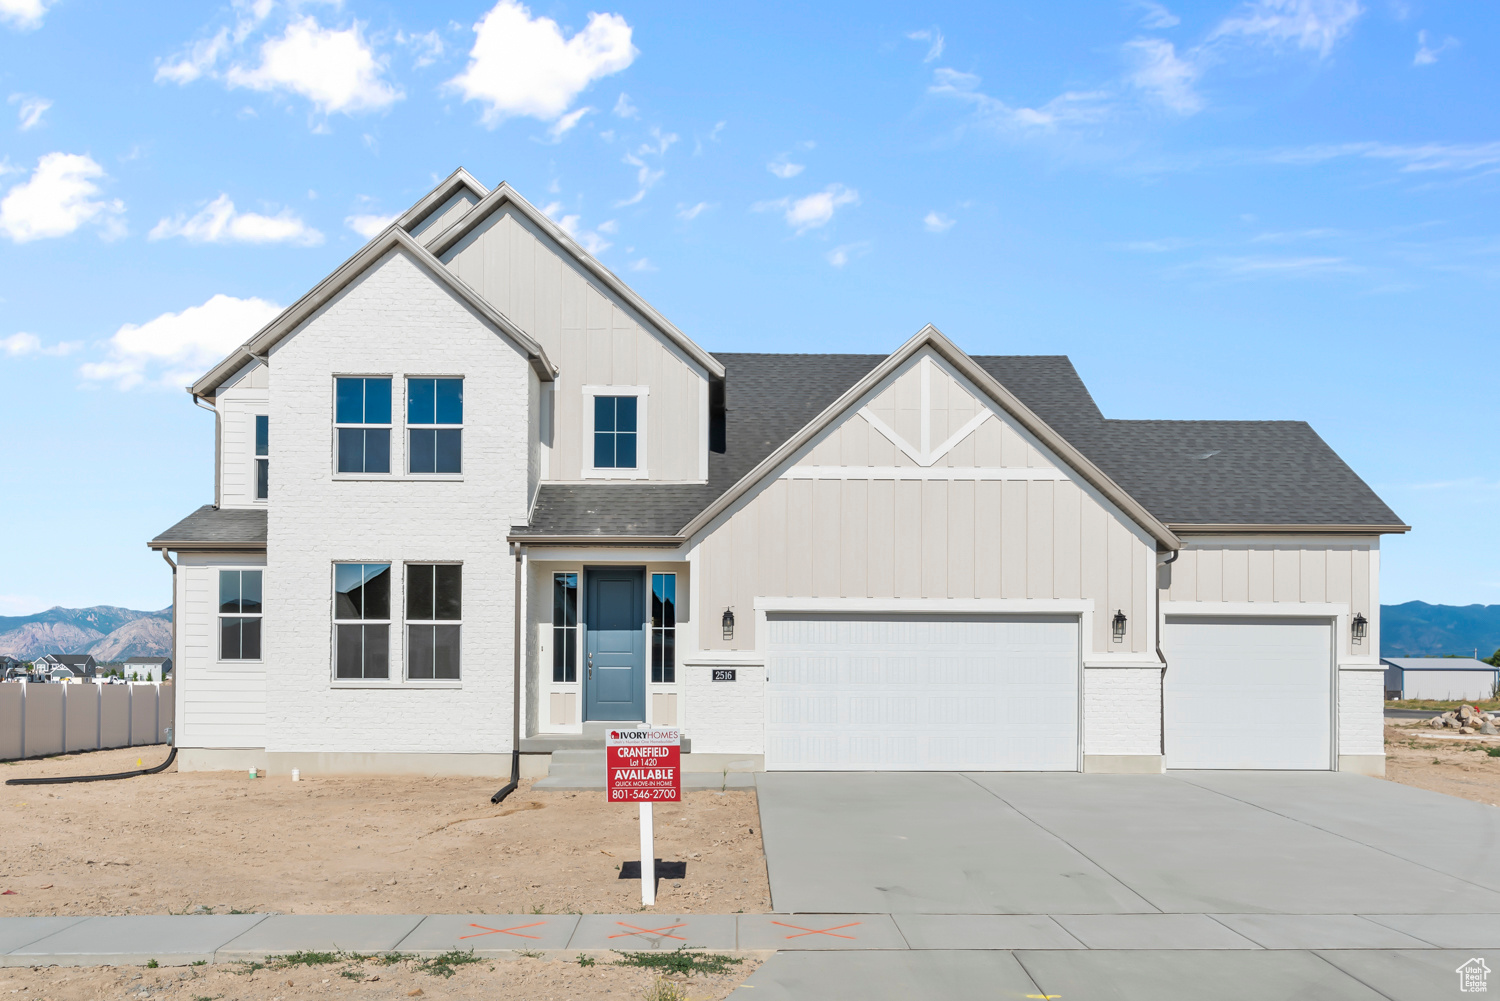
150,169,1408,779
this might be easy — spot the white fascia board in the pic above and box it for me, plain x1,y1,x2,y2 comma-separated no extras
513,544,693,562
755,597,1094,615
395,168,489,231
1175,534,1382,547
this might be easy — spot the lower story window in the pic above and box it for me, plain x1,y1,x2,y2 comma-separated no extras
334,562,390,679
651,572,676,683
219,569,262,660
553,572,578,682
406,563,461,680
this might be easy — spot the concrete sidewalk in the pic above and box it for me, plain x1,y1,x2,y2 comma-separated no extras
0,910,1494,967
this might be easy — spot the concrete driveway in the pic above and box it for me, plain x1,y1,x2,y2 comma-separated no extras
734,771,1500,999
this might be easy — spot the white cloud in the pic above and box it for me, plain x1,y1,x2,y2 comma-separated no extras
80,294,284,391
1192,254,1358,277
1413,30,1457,66
9,93,51,130
545,105,592,141
1136,2,1181,28
907,27,944,62
1264,140,1500,173
0,153,125,243
397,29,445,69
149,194,323,246
345,212,397,239
768,157,804,179
613,92,638,118
930,67,1112,129
544,203,613,255
825,241,871,267
629,257,656,272
155,28,231,85
923,211,955,233
225,17,402,115
1,332,79,356
1123,38,1203,114
677,201,712,221
448,0,637,126
1210,0,1363,58
756,184,860,235
616,126,676,205
0,0,52,30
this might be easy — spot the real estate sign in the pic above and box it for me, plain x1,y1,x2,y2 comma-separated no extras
605,727,681,802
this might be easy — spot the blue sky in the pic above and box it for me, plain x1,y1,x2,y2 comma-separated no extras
0,0,1495,614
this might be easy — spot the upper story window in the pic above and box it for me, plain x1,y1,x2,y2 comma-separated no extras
334,562,390,679
335,377,391,474
254,415,269,500
406,563,461,680
219,570,262,661
407,378,463,474
593,395,638,469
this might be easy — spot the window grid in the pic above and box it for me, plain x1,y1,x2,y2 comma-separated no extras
592,395,638,469
218,570,263,661
552,572,578,683
335,377,392,474
255,415,269,500
407,377,464,474
405,563,462,681
333,562,391,680
651,573,676,684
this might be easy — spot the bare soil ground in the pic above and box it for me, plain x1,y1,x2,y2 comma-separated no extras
0,748,769,916
1383,722,1500,806
0,954,758,1001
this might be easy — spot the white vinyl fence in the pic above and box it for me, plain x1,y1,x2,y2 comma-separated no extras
0,683,174,761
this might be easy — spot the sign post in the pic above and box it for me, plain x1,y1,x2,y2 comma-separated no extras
605,727,681,907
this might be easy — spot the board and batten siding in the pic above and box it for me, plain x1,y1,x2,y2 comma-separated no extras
1164,540,1378,658
176,554,267,749
440,205,707,482
694,351,1155,656
216,361,268,510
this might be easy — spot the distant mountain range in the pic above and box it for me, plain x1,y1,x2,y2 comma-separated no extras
0,605,171,662
1380,602,1500,659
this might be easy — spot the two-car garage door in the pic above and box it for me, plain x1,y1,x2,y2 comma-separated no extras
764,614,1079,771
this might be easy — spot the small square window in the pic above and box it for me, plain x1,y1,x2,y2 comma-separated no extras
593,395,638,469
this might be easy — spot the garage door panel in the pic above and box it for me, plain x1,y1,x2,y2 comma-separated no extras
1164,617,1332,770
765,614,1079,771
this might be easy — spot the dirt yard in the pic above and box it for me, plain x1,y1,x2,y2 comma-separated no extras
0,748,769,917
0,953,759,1001
1384,722,1500,806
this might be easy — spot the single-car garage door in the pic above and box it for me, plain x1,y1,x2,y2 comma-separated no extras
764,614,1079,771
1163,616,1332,770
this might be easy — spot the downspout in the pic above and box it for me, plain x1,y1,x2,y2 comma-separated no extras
192,396,221,509
491,544,524,804
1156,550,1179,759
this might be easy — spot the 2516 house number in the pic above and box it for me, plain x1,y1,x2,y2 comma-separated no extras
712,669,736,682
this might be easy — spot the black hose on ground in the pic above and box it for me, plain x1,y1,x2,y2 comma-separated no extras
491,748,519,804
5,746,177,786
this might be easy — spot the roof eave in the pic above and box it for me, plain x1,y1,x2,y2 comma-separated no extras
425,182,726,381
395,168,489,231
148,541,268,552
506,534,686,548
1169,523,1412,536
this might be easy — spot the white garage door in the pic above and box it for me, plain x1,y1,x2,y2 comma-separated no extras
764,614,1079,771
1163,617,1332,770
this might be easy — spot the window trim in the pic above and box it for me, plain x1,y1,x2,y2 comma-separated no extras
552,572,579,684
405,376,465,477
651,572,676,684
254,414,269,502
331,561,393,684
217,569,264,664
332,375,394,477
581,385,649,479
403,561,463,684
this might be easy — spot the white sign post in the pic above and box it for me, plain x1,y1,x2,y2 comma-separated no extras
605,727,682,907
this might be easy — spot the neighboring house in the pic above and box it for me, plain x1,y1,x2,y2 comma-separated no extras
122,656,172,681
1382,657,1498,702
34,653,96,679
148,169,1409,779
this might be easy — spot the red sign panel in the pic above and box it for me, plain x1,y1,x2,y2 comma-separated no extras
605,727,681,802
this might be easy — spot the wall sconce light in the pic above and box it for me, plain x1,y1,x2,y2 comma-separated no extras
1111,609,1127,644
1351,613,1368,644
722,608,735,641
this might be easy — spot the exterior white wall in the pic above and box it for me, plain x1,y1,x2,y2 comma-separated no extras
1338,668,1385,756
177,552,267,750
682,659,766,755
217,361,269,510
1398,670,1497,702
263,248,529,756
1083,667,1160,755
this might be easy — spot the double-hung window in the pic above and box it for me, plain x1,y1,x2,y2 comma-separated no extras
219,570,262,660
552,572,579,683
335,377,391,474
651,573,676,683
593,396,638,469
407,378,462,474
406,564,461,680
254,415,269,500
334,563,390,679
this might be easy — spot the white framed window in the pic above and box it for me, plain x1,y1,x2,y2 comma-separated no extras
254,415,269,500
651,573,676,683
406,377,463,475
334,377,392,474
219,570,262,661
334,563,390,679
552,572,579,683
582,385,649,478
406,563,461,680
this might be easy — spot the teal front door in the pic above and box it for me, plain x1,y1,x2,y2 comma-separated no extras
584,567,646,721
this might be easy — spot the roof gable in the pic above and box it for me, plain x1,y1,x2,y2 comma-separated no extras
397,168,488,239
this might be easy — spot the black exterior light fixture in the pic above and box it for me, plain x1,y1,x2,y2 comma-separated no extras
1111,609,1127,644
1351,613,1368,644
722,607,735,641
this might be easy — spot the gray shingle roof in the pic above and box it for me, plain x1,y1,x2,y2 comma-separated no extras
151,505,267,549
